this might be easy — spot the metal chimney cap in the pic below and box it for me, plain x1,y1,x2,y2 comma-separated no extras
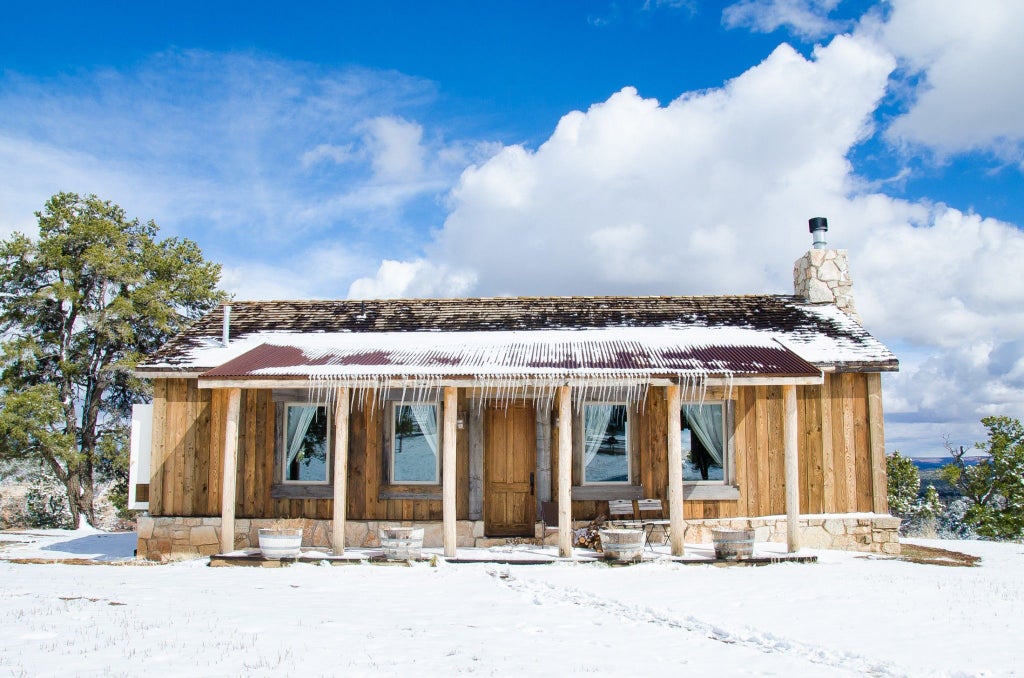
808,217,828,233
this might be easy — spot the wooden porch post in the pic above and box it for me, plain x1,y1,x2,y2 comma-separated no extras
784,384,800,552
332,387,350,554
666,384,685,556
557,385,573,558
220,388,242,555
443,386,458,558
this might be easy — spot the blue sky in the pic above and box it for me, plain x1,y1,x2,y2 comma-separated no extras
2,0,1023,456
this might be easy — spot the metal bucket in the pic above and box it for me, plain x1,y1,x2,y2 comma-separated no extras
258,528,303,559
599,528,644,562
380,527,424,560
712,528,755,560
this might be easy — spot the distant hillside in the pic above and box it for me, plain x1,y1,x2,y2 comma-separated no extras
910,456,987,503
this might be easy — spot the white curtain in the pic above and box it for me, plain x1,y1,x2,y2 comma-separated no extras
683,404,724,466
584,404,614,467
286,405,319,468
409,404,439,458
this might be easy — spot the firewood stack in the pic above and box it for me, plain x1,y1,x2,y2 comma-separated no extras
573,514,606,552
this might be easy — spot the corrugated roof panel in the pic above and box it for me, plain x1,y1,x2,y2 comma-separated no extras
201,337,821,379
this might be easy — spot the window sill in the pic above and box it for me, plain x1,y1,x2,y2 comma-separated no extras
682,484,740,501
270,484,334,499
379,485,443,501
571,485,644,501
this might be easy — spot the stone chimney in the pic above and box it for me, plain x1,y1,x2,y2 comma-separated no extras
793,217,860,323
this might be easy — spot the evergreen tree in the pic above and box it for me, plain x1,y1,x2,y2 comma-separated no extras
0,193,225,527
941,416,1024,540
886,450,920,518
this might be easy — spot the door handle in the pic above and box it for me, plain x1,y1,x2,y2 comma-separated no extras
530,472,535,496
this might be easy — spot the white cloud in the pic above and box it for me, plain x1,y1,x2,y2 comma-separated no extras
361,116,427,182
347,259,475,299
348,32,1024,454
874,0,1024,161
723,0,846,39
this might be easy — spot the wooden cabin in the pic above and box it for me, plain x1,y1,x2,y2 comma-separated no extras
131,237,901,561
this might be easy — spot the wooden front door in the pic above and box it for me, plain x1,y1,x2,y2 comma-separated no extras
484,404,537,537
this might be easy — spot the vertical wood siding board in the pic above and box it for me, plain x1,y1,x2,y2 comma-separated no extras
243,390,258,518
195,387,213,515
347,404,365,520
182,380,197,515
842,373,858,512
148,379,167,516
170,379,186,516
866,373,889,513
771,385,788,516
457,390,470,520
163,379,177,515
853,375,872,513
251,391,266,518
805,386,824,515
211,389,226,516
829,373,849,512
637,397,650,496
741,387,757,516
468,401,485,520
534,400,552,514
819,376,836,513
796,386,808,514
731,388,747,515
161,379,173,515
749,387,765,516
655,388,669,500
372,403,387,520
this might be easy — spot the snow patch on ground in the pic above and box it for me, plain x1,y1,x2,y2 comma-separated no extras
0,531,1021,676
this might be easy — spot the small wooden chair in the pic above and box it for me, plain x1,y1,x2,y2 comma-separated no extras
636,498,670,550
607,499,640,528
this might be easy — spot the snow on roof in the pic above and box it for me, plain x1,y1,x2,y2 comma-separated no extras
136,295,898,377
198,327,822,380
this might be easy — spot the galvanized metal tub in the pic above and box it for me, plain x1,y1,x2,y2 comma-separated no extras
599,528,644,563
380,527,425,560
712,528,755,560
258,528,303,559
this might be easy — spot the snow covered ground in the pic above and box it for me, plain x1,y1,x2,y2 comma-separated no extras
1,530,1021,677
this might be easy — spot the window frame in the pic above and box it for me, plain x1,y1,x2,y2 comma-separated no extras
281,401,332,486
580,401,632,486
680,400,733,487
388,400,442,486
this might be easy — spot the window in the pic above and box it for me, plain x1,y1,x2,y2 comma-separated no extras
391,403,440,484
283,403,330,483
681,403,726,483
583,403,629,484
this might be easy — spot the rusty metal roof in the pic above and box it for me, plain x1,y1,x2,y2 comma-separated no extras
138,295,898,375
201,333,823,380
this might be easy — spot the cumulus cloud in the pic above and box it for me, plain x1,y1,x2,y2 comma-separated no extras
722,0,846,39
874,0,1024,162
347,31,1024,454
347,259,475,299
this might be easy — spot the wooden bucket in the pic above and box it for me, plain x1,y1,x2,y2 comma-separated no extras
599,528,644,563
712,528,755,560
258,528,302,559
380,527,425,560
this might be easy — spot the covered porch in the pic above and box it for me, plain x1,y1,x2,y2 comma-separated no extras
193,327,826,561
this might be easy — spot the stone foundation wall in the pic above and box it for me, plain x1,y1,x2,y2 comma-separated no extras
137,513,900,561
682,515,901,554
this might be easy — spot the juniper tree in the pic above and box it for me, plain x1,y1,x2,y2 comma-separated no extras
941,416,1024,540
0,193,224,527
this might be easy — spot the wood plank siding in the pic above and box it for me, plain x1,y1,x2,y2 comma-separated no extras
149,374,888,520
